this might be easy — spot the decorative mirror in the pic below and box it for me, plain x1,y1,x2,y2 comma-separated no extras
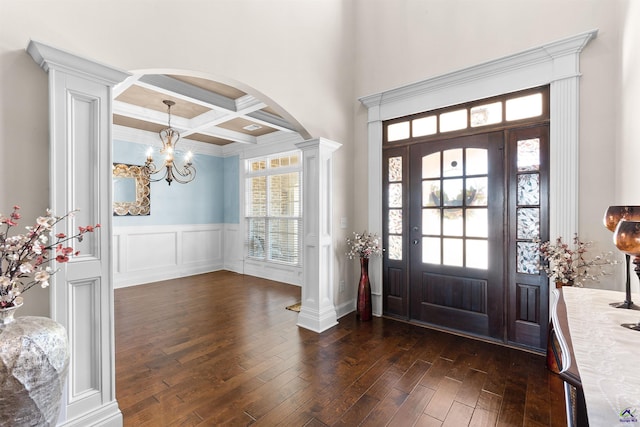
113,163,150,216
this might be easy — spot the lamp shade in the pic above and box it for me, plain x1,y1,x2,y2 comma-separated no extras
603,206,640,232
614,220,640,256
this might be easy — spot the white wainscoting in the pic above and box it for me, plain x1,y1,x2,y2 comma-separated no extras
113,223,303,289
113,224,224,288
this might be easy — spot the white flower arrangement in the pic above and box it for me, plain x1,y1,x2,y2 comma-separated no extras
346,231,382,259
537,234,618,287
0,205,100,308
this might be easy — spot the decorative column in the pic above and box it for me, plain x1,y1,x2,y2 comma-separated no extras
295,138,341,333
549,75,581,243
366,117,384,316
27,40,129,426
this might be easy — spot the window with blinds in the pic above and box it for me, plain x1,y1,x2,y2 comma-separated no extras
245,151,302,265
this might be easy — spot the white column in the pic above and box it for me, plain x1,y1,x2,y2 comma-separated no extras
366,118,384,316
549,76,580,242
27,40,129,427
295,138,341,332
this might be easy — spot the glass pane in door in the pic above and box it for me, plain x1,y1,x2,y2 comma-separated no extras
420,147,489,269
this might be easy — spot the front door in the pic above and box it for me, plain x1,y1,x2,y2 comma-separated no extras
408,133,505,339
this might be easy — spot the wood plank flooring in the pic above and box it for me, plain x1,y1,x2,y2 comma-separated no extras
115,271,567,426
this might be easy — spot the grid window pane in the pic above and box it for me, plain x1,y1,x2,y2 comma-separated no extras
517,138,540,172
443,179,463,206
422,153,441,179
388,235,403,260
268,219,299,264
423,237,441,264
412,116,437,137
466,239,488,269
422,208,441,235
443,149,463,177
470,102,502,127
389,183,402,208
443,238,463,266
247,176,267,216
517,242,540,274
466,148,488,175
388,209,403,234
466,208,488,238
440,109,467,132
388,157,402,182
248,218,266,258
517,208,540,240
506,93,542,121
388,121,410,141
268,172,300,217
466,177,487,206
443,209,463,236
518,173,540,205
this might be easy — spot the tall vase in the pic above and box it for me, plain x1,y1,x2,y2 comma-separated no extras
357,257,372,321
0,304,70,427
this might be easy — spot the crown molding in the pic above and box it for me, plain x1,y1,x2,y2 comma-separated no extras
359,29,598,122
26,40,130,85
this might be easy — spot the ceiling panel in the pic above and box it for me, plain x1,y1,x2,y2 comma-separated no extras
113,73,297,147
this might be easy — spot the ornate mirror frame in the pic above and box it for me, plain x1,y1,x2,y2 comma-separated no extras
112,163,150,216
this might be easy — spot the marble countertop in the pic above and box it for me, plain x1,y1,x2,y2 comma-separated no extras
562,286,640,426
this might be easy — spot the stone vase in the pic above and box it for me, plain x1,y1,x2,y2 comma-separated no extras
0,305,70,427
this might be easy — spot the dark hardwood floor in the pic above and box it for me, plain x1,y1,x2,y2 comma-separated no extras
115,271,566,426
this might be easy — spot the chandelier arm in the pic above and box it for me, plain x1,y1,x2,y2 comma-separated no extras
170,166,196,184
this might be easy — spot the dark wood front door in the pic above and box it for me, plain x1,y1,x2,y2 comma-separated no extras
407,132,505,340
382,126,550,351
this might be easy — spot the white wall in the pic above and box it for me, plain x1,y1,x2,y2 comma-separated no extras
620,1,640,203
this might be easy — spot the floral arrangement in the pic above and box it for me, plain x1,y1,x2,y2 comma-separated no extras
537,234,618,287
0,205,100,308
346,231,382,259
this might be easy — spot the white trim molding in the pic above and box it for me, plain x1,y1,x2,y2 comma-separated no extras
359,29,598,317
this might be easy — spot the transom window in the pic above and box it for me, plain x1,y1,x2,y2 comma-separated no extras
386,88,546,143
245,151,302,265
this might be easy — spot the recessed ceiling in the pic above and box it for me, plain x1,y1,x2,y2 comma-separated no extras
113,73,298,146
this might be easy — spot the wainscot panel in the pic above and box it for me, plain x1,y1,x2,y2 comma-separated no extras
113,224,224,288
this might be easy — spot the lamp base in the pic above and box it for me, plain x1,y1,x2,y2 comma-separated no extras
610,301,640,310
621,322,640,331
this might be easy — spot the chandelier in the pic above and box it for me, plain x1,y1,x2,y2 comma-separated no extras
144,100,196,185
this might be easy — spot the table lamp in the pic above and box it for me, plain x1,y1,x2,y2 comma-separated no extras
603,206,640,309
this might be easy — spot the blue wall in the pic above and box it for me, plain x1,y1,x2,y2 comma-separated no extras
223,155,239,224
113,139,238,226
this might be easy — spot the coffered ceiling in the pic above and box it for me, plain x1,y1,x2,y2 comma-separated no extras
113,74,301,146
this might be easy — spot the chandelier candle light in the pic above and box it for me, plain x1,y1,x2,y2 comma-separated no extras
144,100,196,185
